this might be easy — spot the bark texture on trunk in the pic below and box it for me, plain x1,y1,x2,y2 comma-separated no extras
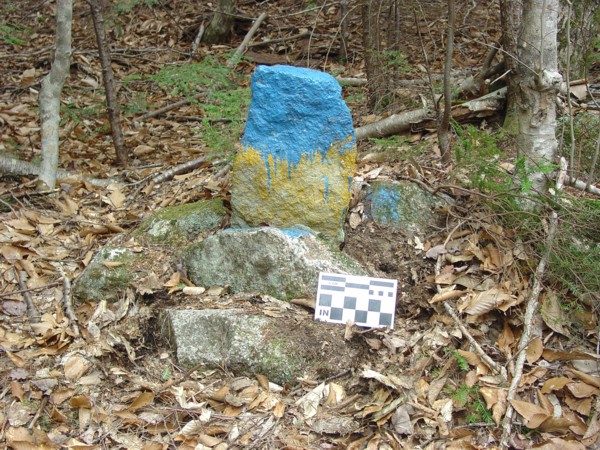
204,0,235,44
438,0,455,162
516,0,562,197
88,0,127,167
361,0,388,112
38,0,73,191
499,0,523,135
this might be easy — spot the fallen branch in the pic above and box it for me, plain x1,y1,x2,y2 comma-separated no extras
59,267,80,337
355,108,434,141
499,160,565,447
564,175,600,196
499,210,558,447
16,269,41,324
248,30,310,49
134,91,206,122
227,12,268,68
152,155,210,185
434,256,506,379
355,88,506,141
336,77,367,86
0,154,112,188
189,22,205,60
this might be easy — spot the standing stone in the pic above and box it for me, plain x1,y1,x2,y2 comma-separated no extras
231,65,357,242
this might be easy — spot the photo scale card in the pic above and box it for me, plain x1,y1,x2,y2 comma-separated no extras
315,272,398,329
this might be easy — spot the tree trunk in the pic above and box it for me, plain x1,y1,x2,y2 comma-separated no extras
438,0,455,162
203,0,235,44
37,0,73,191
499,0,523,135
558,0,597,79
88,0,127,167
516,0,563,197
361,0,388,112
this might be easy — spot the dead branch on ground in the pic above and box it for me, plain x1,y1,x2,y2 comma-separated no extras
434,256,506,380
248,30,310,49
134,91,206,122
16,269,41,324
0,154,113,188
227,12,268,68
355,87,506,141
499,160,565,447
59,267,80,337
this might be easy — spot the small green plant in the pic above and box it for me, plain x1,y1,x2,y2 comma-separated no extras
161,367,172,381
449,350,470,372
123,92,152,116
141,56,251,159
147,58,232,97
382,50,411,74
447,384,494,424
113,0,158,15
558,112,600,182
61,102,103,125
0,22,28,46
453,122,599,315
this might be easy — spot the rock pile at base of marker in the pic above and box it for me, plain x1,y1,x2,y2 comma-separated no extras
231,65,357,243
183,227,366,300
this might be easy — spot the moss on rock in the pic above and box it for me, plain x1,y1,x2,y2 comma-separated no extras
136,199,226,244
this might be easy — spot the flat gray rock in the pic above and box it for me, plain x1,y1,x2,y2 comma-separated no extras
162,307,364,385
183,227,366,300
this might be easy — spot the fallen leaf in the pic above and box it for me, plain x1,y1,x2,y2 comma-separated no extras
526,337,544,364
541,377,572,394
566,382,600,398
509,399,550,428
541,290,571,336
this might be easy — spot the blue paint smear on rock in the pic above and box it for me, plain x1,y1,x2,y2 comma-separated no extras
368,185,402,225
242,65,356,169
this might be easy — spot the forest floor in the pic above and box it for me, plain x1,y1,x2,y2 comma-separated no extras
1,0,599,448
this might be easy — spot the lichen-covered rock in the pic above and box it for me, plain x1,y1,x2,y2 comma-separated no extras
231,65,357,243
162,307,364,385
183,227,365,300
136,199,225,244
365,181,451,235
74,247,140,302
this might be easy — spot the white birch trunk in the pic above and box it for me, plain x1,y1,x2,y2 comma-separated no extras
38,0,73,191
516,0,563,198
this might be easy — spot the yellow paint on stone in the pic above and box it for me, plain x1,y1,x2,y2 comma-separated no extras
231,138,357,240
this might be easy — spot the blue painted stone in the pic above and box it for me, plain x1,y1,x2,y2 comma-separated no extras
231,65,357,242
242,65,356,165
366,181,451,235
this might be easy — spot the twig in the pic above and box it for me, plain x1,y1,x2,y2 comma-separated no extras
156,362,205,394
434,256,506,379
28,396,48,429
585,127,600,193
227,12,268,68
15,269,41,323
134,91,206,122
0,282,61,299
564,174,600,196
336,77,367,86
413,9,439,115
152,155,210,185
247,30,310,49
189,22,205,60
59,267,80,337
499,162,564,448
